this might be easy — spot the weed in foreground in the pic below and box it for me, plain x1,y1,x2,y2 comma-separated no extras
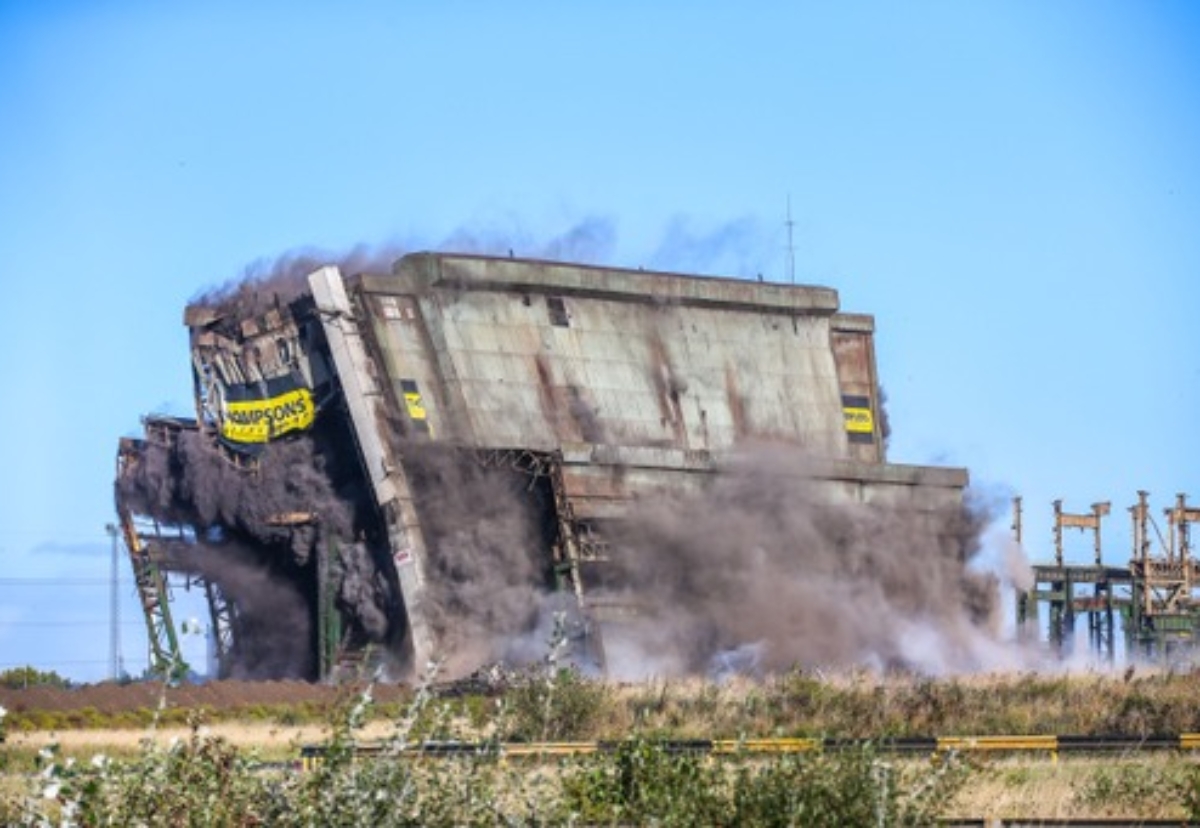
20,670,1200,824
1076,757,1200,821
0,666,978,827
560,738,970,826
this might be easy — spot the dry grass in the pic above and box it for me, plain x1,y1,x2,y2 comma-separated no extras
944,755,1196,823
4,720,392,757
9,668,1200,742
593,668,1200,739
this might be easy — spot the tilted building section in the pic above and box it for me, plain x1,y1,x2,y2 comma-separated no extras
116,253,968,680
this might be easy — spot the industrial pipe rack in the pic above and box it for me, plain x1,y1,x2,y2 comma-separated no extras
1014,492,1200,660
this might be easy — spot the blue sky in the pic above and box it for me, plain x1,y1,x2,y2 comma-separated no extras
1,1,1197,682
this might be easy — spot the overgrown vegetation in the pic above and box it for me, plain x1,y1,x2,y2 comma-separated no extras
559,737,968,825
0,699,405,734
1077,758,1198,812
6,668,1200,823
13,668,1200,737
0,684,969,825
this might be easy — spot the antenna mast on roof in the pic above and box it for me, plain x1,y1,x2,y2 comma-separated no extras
786,195,796,284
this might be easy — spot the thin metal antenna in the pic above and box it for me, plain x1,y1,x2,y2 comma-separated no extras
786,195,796,284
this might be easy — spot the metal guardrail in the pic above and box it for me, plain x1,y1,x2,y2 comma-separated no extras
299,733,1200,770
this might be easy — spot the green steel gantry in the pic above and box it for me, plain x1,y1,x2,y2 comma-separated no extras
1015,492,1200,661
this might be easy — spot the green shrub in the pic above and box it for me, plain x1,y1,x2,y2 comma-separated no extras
1078,759,1195,810
279,702,304,724
501,665,612,742
0,667,69,689
562,739,728,825
560,738,969,826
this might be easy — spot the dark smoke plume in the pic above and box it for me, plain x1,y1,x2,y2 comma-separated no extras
118,431,354,557
192,216,619,324
646,215,775,281
192,244,409,323
438,214,617,265
117,428,400,677
170,540,313,679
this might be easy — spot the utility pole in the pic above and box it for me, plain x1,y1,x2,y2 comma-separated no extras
105,523,122,681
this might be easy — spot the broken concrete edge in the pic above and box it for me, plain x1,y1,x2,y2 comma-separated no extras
359,252,842,317
308,265,437,675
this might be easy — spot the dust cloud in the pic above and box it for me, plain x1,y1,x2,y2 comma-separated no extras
400,446,570,677
593,443,1029,679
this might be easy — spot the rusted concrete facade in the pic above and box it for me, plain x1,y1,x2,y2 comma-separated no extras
118,252,968,679
310,254,965,671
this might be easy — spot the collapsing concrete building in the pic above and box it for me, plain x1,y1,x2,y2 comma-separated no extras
116,253,979,681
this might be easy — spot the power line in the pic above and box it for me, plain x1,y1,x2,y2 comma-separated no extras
0,578,141,586
0,578,114,586
3,621,145,628
0,659,147,668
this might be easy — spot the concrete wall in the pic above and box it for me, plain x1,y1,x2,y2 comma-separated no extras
315,254,968,673
354,253,865,458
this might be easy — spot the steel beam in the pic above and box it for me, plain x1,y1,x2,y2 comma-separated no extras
308,265,435,672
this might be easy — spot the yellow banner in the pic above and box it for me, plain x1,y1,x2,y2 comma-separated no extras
221,388,315,444
843,406,874,434
403,391,427,420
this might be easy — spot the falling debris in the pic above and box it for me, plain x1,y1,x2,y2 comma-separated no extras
116,251,994,682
